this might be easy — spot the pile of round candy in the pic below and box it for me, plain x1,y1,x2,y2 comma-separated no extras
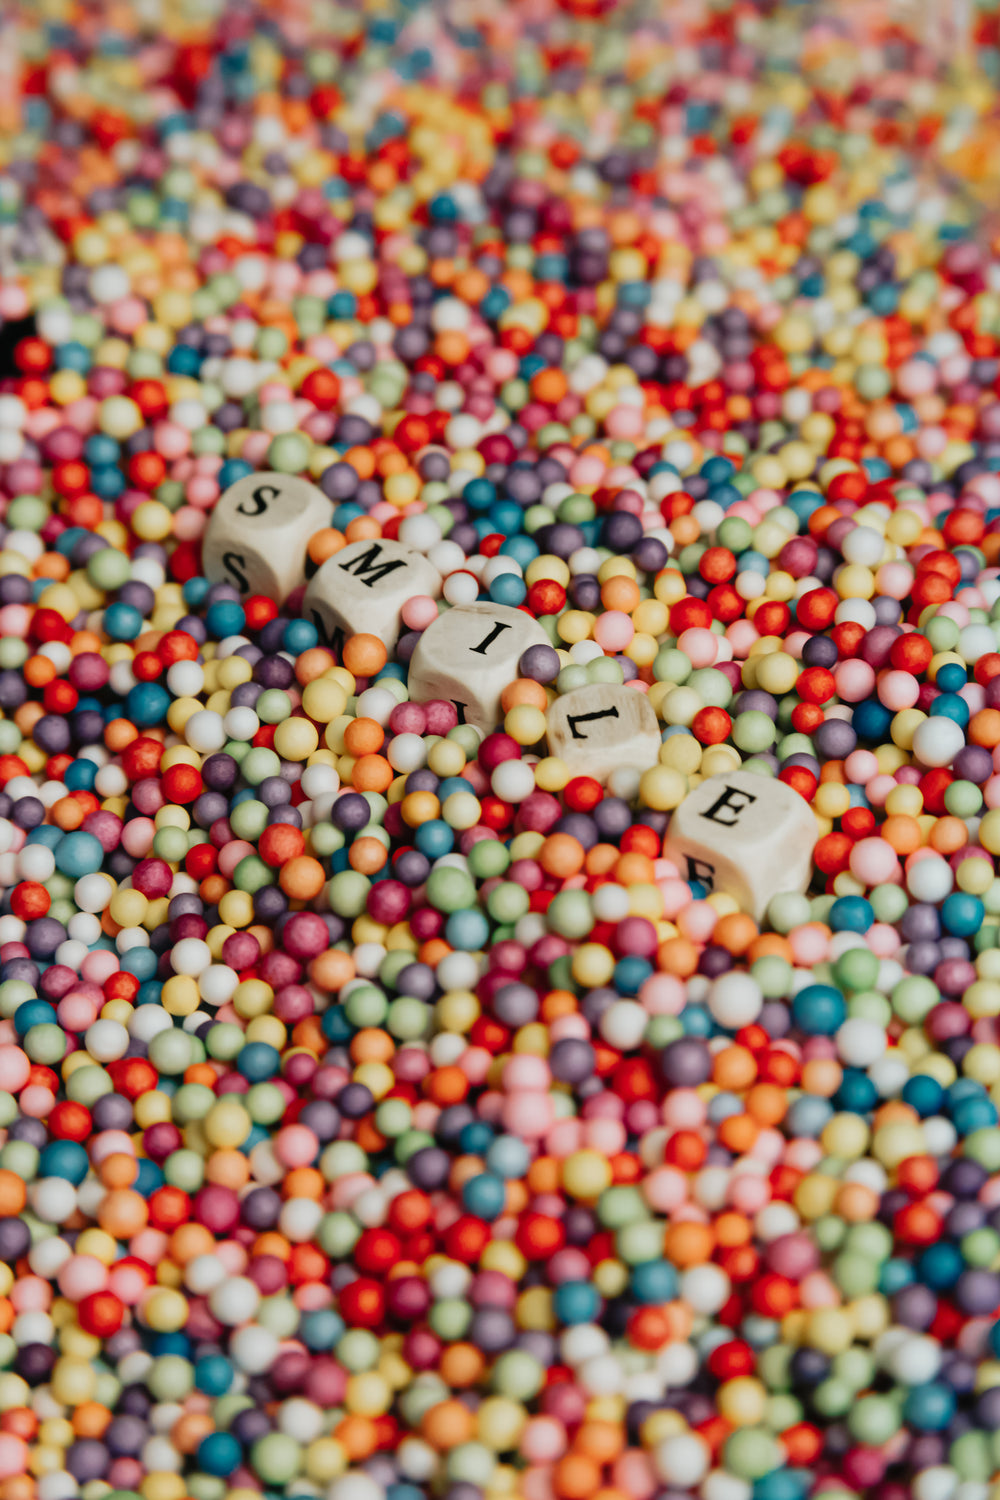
8,4,1000,1500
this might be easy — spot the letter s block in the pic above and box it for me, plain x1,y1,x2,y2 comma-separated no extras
202,472,330,603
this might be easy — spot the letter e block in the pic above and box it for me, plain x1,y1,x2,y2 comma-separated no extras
663,769,818,921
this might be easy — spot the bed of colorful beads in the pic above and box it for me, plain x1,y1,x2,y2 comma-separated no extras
7,4,1000,1500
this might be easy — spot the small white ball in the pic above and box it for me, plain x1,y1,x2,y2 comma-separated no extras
598,999,647,1050
912,715,966,769
28,1237,72,1278
834,597,877,629
398,514,442,552
300,763,340,798
30,1178,77,1224
355,687,395,726
13,1312,55,1347
483,557,521,585
841,524,885,566
569,639,604,664
129,1005,174,1042
436,952,480,991
171,938,212,976
654,1433,710,1487
279,1199,323,1242
387,734,427,773
84,1019,129,1062
327,1476,383,1500
958,624,996,662
886,1334,942,1386
74,874,114,913
67,912,101,945
653,1344,701,1386
591,884,630,922
607,766,642,801
442,571,480,605
277,1398,324,1443
561,1324,608,1365
912,1468,959,1500
184,710,227,754
702,1473,752,1500
577,1354,623,1396
835,1017,887,1067
923,1116,958,1156
209,1276,261,1325
427,540,467,576
679,1263,730,1314
349,1188,388,1228
445,415,481,449
490,759,536,803
17,844,55,881
223,706,259,742
55,941,89,973
708,972,763,1029
166,661,204,697
185,1255,228,1294
198,965,239,1007
906,854,954,903
95,764,129,797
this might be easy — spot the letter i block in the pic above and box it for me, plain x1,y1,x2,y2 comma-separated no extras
663,769,818,921
303,539,443,655
407,602,551,734
201,472,331,602
544,685,661,782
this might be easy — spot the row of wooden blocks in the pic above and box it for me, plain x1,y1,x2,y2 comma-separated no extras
203,473,667,754
204,473,818,918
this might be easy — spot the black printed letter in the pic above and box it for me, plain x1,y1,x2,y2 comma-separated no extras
565,706,620,741
469,621,512,656
339,544,406,588
310,610,345,656
223,551,248,591
702,784,757,827
236,484,279,517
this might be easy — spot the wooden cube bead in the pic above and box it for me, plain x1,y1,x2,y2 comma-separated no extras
201,471,330,603
545,684,661,783
303,538,442,655
407,602,551,735
663,768,818,922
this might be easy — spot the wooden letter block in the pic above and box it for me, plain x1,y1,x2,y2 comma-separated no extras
663,769,818,922
303,539,442,655
407,602,550,734
202,472,330,603
545,684,661,782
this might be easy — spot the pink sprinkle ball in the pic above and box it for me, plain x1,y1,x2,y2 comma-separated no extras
0,1438,28,1481
388,701,427,734
0,1047,30,1092
275,1124,319,1167
676,626,718,666
401,594,439,630
423,699,459,734
594,610,635,652
834,659,876,701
